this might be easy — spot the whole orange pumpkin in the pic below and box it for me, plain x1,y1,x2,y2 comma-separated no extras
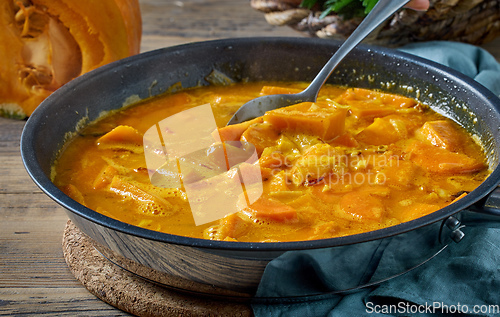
0,0,142,118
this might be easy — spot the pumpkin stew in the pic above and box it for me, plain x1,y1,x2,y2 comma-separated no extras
52,82,490,242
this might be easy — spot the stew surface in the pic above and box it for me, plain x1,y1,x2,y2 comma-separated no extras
52,82,490,242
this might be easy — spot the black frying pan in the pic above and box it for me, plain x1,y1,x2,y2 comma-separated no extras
20,37,500,298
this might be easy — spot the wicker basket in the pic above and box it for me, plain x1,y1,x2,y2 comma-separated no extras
250,0,500,47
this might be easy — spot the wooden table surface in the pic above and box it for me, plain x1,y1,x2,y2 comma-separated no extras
1,1,500,315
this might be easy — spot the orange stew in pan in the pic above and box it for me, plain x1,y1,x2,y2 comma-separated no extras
52,82,490,242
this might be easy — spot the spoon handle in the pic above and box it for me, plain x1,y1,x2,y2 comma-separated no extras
226,0,412,126
302,0,411,99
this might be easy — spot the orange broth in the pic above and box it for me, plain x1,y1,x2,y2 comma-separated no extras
52,82,490,242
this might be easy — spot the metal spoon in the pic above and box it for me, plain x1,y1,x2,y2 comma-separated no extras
227,0,410,125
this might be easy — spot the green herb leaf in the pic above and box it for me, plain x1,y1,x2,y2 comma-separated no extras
325,0,354,12
300,0,318,9
300,0,379,18
362,0,378,14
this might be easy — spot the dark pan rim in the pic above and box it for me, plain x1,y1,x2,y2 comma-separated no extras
20,37,500,251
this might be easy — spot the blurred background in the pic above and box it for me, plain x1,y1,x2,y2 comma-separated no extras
139,0,500,58
139,0,298,52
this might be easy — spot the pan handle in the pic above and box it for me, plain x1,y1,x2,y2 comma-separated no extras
472,187,500,216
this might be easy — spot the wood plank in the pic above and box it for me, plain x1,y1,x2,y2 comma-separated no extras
0,195,73,289
0,288,131,316
138,0,299,52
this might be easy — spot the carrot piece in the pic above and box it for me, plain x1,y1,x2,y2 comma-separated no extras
260,86,302,95
264,101,348,141
214,117,264,142
450,192,468,203
406,141,485,174
93,165,119,190
416,120,461,151
241,196,297,222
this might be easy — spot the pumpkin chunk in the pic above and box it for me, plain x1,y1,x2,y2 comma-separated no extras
330,132,359,147
0,0,142,118
339,187,389,221
240,122,280,155
93,165,119,190
264,170,290,193
214,117,264,142
204,213,249,241
98,125,143,144
356,116,408,145
336,88,417,118
264,100,348,141
97,125,144,153
416,120,461,151
240,196,298,222
406,141,485,174
290,143,346,186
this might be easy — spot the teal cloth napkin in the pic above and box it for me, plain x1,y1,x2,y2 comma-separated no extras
252,41,500,317
400,41,500,97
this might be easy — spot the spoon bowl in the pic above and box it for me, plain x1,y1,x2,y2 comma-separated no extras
227,0,411,125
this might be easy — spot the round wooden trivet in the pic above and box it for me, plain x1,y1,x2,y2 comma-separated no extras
62,220,253,317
